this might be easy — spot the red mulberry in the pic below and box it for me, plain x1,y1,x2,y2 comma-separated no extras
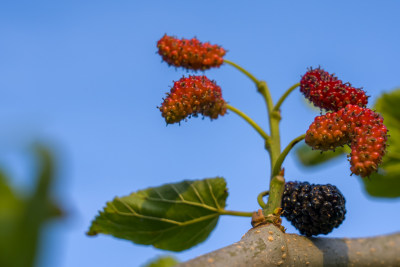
343,105,387,177
159,76,227,124
300,68,368,111
157,34,226,71
305,104,387,177
305,110,350,151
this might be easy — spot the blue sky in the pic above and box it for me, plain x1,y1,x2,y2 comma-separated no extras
1,1,400,266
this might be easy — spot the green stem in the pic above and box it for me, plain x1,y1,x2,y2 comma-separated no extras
220,210,253,217
257,191,269,208
258,83,303,220
263,175,285,217
224,60,299,223
257,81,273,115
257,81,277,153
256,81,284,220
272,134,306,177
226,104,270,141
223,59,260,85
268,111,281,166
273,83,300,112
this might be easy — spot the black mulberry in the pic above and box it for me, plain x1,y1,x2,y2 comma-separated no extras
281,181,346,236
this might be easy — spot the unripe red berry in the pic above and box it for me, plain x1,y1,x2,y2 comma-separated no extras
157,35,226,70
343,105,387,177
300,67,368,111
305,111,350,151
159,76,227,124
305,104,387,177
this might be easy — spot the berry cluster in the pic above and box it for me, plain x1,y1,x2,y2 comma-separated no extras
157,34,226,71
300,68,368,111
306,104,387,177
159,76,227,124
281,181,346,236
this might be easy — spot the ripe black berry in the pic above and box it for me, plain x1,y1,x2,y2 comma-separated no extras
281,181,346,236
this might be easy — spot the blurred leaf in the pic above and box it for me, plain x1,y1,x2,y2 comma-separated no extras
0,146,63,267
17,147,63,267
0,170,24,228
0,171,24,267
362,89,400,198
295,142,349,167
143,256,179,267
88,177,228,251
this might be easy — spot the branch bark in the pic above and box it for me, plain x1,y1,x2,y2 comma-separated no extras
179,224,400,267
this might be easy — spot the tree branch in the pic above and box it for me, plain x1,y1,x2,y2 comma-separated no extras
179,224,400,266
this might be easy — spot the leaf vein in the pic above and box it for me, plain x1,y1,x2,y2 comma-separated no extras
99,207,218,235
189,181,205,204
112,198,182,225
152,188,165,200
136,195,218,212
170,184,185,201
206,179,221,210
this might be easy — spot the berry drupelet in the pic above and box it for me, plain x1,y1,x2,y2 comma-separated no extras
281,181,346,237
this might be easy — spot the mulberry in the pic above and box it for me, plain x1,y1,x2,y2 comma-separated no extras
300,67,368,111
305,104,387,177
157,35,226,70
159,76,227,124
281,181,346,236
343,105,388,177
305,110,350,151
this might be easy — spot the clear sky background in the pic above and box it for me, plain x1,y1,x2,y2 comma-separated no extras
1,1,400,266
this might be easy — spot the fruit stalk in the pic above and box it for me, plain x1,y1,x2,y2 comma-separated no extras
226,104,270,142
223,59,260,85
272,134,306,177
273,83,300,112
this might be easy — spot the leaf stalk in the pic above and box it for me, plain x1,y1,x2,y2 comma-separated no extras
219,210,253,217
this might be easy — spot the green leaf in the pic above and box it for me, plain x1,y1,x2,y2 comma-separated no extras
361,89,400,198
295,142,349,167
142,256,179,267
88,177,228,251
